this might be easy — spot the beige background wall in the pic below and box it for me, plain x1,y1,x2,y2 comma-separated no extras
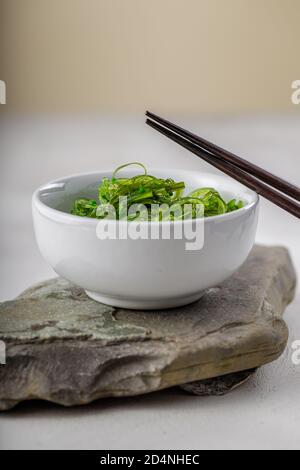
0,0,299,113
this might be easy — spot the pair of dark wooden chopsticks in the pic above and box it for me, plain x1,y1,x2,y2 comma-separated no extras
145,111,300,219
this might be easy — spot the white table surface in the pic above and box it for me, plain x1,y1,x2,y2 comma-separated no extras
0,113,299,450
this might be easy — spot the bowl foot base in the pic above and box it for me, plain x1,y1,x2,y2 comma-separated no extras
85,290,204,310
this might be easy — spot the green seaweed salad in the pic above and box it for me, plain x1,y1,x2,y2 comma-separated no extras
71,162,244,221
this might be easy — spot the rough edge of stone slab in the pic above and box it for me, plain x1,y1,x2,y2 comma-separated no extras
0,370,256,412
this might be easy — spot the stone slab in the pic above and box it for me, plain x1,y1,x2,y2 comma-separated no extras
0,245,296,410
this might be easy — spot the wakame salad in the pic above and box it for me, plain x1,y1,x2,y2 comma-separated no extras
71,163,244,221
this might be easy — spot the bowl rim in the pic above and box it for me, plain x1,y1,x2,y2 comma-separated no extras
32,169,259,225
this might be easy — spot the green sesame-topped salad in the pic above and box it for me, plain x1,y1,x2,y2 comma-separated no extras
71,162,244,221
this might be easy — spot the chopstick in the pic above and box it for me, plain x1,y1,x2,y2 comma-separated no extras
146,111,300,202
146,116,300,219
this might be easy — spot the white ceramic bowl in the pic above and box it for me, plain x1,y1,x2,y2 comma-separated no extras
32,169,259,309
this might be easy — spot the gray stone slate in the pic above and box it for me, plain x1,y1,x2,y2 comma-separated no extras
0,245,296,410
180,368,256,396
